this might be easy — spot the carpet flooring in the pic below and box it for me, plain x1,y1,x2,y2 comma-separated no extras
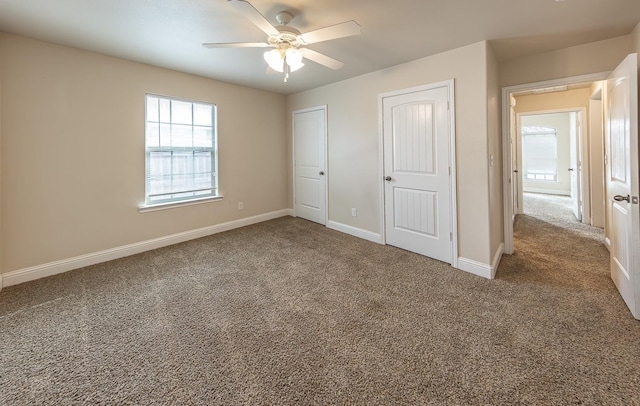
1,197,639,405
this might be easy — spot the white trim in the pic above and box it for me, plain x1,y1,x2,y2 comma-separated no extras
292,105,328,225
491,243,505,279
378,79,458,267
1,209,293,288
502,72,610,254
326,221,383,244
457,257,494,279
138,195,223,212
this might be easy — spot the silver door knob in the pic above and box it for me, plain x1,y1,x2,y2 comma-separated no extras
385,176,392,182
568,168,574,172
614,194,630,202
319,171,325,176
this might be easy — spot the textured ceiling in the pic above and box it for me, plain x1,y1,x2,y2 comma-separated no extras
0,0,638,95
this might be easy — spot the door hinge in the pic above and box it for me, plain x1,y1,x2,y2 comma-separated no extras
604,154,608,165
448,166,451,176
450,232,453,241
447,101,450,110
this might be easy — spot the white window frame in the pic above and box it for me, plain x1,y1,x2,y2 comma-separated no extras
139,94,220,211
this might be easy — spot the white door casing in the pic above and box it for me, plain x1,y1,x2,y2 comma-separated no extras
501,72,609,255
569,111,582,221
605,53,640,320
293,106,327,225
381,81,456,264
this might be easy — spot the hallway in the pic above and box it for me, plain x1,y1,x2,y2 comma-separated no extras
522,192,604,243
497,192,612,294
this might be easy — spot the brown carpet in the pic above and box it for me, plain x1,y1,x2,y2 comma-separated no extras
1,200,639,404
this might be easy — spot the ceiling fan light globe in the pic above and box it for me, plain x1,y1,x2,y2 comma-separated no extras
288,60,304,72
285,47,303,64
264,49,284,72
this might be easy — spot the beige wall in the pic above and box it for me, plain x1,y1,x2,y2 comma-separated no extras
500,36,631,87
288,41,494,265
0,33,288,273
487,43,503,262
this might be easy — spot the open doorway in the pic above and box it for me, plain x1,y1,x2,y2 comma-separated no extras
501,72,609,255
501,55,640,320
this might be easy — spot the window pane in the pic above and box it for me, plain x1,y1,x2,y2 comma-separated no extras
172,100,192,125
158,124,171,148
171,124,192,147
172,152,193,176
146,96,159,122
193,104,212,126
171,174,193,194
193,127,212,148
159,98,171,123
149,152,172,177
149,175,172,197
146,123,160,148
194,173,213,189
194,152,211,174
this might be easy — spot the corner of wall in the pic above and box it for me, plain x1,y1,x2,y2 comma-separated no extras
633,21,640,53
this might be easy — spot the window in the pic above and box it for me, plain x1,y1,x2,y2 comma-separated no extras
522,125,558,181
144,94,218,207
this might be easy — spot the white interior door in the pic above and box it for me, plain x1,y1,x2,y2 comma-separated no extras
293,107,327,225
510,97,520,218
605,53,639,320
569,112,582,221
383,84,452,263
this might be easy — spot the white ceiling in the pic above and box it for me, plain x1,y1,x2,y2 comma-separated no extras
0,0,638,95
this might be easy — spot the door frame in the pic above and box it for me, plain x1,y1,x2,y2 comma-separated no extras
515,107,589,222
292,105,328,225
378,80,458,268
502,72,609,254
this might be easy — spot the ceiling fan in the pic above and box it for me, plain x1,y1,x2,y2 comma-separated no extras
203,0,361,82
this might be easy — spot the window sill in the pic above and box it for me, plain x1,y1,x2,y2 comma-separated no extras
138,195,223,213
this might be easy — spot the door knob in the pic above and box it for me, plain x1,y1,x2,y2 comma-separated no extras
385,176,392,182
513,170,519,173
568,168,574,172
319,171,325,176
614,194,630,202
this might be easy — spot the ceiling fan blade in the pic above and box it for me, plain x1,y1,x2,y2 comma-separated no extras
300,48,344,70
228,0,279,37
202,42,271,48
299,21,361,45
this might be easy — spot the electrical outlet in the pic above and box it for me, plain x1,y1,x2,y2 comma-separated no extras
238,202,244,210
351,208,357,217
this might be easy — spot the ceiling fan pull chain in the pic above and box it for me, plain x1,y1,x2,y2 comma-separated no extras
284,56,290,82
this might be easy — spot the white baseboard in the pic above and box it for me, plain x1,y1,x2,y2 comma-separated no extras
457,257,494,279
457,243,503,280
2,209,293,288
326,221,383,244
491,243,504,279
